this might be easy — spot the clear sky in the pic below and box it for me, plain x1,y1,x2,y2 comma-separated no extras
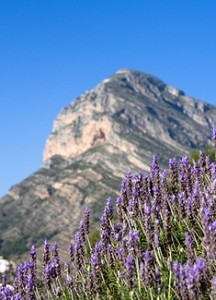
0,0,216,196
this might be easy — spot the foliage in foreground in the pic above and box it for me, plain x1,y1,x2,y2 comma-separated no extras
1,130,216,299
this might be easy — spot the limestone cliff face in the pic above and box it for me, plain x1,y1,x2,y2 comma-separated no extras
0,68,215,262
44,68,215,164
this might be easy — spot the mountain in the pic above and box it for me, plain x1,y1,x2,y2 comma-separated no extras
0,68,215,261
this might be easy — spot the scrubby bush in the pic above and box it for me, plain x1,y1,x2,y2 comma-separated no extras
1,129,216,299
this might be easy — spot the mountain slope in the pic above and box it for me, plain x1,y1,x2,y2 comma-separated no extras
0,68,215,260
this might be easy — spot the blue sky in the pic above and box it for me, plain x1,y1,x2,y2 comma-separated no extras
0,0,216,196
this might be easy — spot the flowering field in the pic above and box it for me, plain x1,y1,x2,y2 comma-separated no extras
1,130,216,299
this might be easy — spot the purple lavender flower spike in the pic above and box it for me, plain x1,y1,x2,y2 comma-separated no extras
145,204,151,217
44,262,51,289
212,127,216,159
195,257,206,275
65,275,73,291
151,155,158,167
79,218,86,243
155,267,161,293
211,163,216,181
3,287,12,299
44,239,49,250
181,156,189,166
128,198,139,219
140,262,145,284
27,259,35,279
90,251,102,293
169,157,178,174
54,255,61,278
68,242,74,263
55,286,62,297
186,197,193,224
25,274,34,299
172,261,180,291
116,197,123,222
128,230,139,254
29,245,37,272
120,178,129,209
116,197,122,207
150,155,160,191
74,231,84,270
30,245,36,257
116,246,123,262
144,204,153,246
12,294,22,300
90,253,99,267
212,128,216,140
142,250,152,287
51,241,59,258
169,158,178,193
198,150,206,172
104,197,113,219
16,263,26,296
185,232,195,262
51,241,58,251
162,169,167,180
125,171,133,200
125,254,135,290
1,274,6,288
84,207,90,234
64,261,71,278
43,239,50,267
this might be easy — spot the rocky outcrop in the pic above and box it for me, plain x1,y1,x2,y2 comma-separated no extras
0,68,215,262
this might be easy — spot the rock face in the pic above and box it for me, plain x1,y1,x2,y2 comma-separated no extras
0,68,215,260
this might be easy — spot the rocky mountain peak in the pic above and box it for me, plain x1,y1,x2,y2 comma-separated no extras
43,69,213,163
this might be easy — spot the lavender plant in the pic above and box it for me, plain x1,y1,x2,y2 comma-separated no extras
1,129,216,299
